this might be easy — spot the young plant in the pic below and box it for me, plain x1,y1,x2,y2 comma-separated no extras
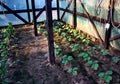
54,43,62,56
62,55,73,65
67,67,78,76
93,45,101,50
101,49,109,56
82,38,91,44
78,51,91,61
112,56,119,63
98,70,113,83
70,43,83,52
86,60,99,70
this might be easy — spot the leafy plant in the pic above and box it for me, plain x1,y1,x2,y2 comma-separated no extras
67,67,78,76
82,38,91,44
54,43,62,56
70,43,83,52
78,51,91,61
112,56,119,63
86,60,99,70
0,23,14,83
62,55,73,65
101,49,109,55
98,70,113,83
93,45,101,50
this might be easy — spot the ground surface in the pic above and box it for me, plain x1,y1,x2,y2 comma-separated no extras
8,26,94,84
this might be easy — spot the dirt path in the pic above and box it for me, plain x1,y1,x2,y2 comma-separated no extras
9,26,94,84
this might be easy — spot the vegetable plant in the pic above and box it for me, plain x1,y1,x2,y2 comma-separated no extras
78,51,91,61
98,70,113,83
54,43,62,56
93,45,101,50
101,49,109,56
70,43,83,52
112,56,119,63
67,67,78,76
62,55,73,65
86,60,99,70
0,23,14,84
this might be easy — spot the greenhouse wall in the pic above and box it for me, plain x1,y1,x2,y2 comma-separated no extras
0,0,57,26
59,0,120,50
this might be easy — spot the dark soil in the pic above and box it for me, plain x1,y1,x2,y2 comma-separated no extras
8,26,95,84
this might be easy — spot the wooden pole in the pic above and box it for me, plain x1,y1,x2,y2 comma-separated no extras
26,0,31,22
31,0,38,36
56,0,60,20
45,0,55,65
104,0,114,49
73,0,77,28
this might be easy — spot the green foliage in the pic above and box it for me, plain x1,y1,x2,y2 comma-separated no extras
101,49,109,55
82,38,91,44
54,43,62,56
62,55,73,65
92,45,101,50
70,44,83,52
67,67,78,76
86,60,99,70
78,51,91,61
112,56,119,63
98,71,113,83
0,23,14,83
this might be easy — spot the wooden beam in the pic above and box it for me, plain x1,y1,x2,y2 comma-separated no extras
79,0,103,46
110,34,120,41
60,8,120,29
0,1,28,24
31,0,38,36
61,0,73,20
45,0,55,65
36,6,46,19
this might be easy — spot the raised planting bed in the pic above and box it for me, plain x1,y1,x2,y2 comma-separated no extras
37,21,120,84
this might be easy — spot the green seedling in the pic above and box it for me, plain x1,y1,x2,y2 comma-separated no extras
86,60,99,70
101,49,109,55
82,38,91,44
62,55,73,65
98,70,113,83
112,56,119,63
70,44,83,52
93,45,101,50
67,67,78,76
78,51,91,61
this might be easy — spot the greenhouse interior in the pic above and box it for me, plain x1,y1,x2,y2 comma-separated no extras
0,0,120,84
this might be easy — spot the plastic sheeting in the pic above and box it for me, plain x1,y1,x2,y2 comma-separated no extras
60,0,120,50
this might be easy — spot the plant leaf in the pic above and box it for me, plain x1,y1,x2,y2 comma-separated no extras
98,72,104,78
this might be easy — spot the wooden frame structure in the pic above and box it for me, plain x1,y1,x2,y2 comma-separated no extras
0,0,120,64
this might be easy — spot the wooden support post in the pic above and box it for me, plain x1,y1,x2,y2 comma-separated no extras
45,0,55,65
56,0,60,20
26,0,31,23
31,0,38,36
73,0,77,28
104,0,114,49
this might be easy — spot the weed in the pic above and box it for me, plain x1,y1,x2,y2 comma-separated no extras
112,56,119,63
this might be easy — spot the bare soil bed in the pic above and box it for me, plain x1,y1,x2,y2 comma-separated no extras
8,25,95,84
